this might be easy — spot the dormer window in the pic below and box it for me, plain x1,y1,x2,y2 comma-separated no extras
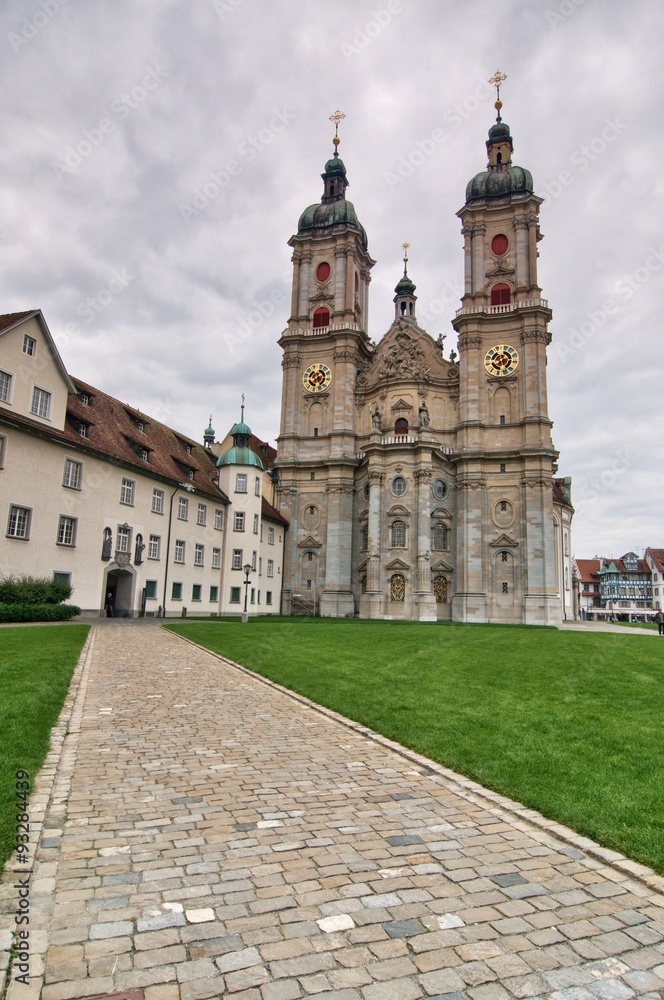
137,421,144,433
79,423,89,439
79,393,90,406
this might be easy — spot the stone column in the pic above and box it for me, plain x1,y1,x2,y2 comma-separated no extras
461,224,473,296
334,247,347,316
522,475,560,625
451,477,487,622
320,482,355,618
527,215,539,291
471,224,486,296
276,485,298,614
360,471,384,619
513,217,529,292
413,468,436,621
290,252,301,318
297,252,312,319
345,251,354,315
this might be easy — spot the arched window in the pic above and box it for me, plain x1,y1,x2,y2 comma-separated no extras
392,475,407,496
433,576,448,603
394,417,409,436
313,307,330,328
391,520,406,547
390,574,405,602
432,523,448,550
360,524,369,551
490,283,511,306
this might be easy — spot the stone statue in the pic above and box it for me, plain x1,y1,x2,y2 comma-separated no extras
419,402,430,428
101,528,112,560
372,406,382,431
449,349,457,364
436,333,446,350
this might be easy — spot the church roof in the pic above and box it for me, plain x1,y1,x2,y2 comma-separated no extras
216,444,264,469
297,198,367,242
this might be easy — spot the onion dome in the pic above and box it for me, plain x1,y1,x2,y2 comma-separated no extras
297,118,368,243
465,93,533,204
216,405,264,470
393,244,417,320
203,415,215,446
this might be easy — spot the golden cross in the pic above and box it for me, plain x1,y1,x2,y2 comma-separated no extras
329,108,346,136
489,70,507,102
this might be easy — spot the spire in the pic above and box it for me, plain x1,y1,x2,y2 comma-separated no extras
322,109,349,203
485,70,513,168
203,414,215,448
394,242,417,320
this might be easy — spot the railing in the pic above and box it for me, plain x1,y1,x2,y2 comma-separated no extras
455,298,548,318
291,593,318,616
282,323,363,337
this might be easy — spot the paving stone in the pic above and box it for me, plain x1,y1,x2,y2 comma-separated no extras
11,625,663,1000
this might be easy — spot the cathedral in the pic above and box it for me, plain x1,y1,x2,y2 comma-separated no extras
275,89,574,624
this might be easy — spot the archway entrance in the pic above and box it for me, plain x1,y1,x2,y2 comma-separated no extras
104,568,135,617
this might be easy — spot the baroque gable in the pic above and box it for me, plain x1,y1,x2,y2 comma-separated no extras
357,320,450,389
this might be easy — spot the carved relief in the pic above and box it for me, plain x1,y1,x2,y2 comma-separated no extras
414,469,433,483
456,478,486,491
458,334,482,351
281,355,302,369
326,484,355,495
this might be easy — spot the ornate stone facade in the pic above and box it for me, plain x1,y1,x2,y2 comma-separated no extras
275,110,573,624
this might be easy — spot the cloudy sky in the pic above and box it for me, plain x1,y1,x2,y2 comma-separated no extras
1,0,662,557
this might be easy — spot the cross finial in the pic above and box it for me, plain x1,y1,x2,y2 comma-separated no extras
402,242,410,275
241,393,245,420
329,108,346,154
488,70,507,120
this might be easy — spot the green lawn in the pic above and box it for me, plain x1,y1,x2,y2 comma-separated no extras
0,626,89,868
168,618,664,874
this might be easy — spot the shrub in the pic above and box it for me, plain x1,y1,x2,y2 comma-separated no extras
0,603,81,623
0,575,73,605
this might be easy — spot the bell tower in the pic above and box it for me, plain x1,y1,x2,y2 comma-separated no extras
276,111,376,617
451,73,560,625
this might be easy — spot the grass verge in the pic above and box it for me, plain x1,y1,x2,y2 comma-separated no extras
168,618,664,874
0,625,89,868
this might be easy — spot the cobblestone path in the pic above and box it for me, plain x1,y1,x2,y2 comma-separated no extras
1,624,663,1000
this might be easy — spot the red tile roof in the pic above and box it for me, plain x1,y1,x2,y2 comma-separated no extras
646,548,664,572
0,375,230,504
0,310,38,333
262,496,289,527
575,559,601,583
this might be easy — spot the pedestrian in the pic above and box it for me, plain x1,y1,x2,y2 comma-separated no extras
105,591,114,618
655,609,664,635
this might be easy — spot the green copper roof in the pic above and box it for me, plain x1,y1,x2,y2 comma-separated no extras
466,164,533,203
230,420,252,437
395,273,416,296
216,445,264,470
298,198,367,242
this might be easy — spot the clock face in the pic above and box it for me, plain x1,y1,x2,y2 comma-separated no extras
484,344,519,378
302,363,332,394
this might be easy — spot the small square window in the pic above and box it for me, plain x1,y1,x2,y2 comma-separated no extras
22,335,36,356
0,370,13,404
172,581,182,600
192,583,202,602
137,421,144,433
117,525,131,553
7,505,31,539
120,478,135,505
230,587,241,603
79,393,90,406
499,415,506,425
140,449,149,462
79,423,89,438
57,515,77,546
63,459,82,489
30,386,51,419
145,580,158,599
53,571,71,588
210,585,219,602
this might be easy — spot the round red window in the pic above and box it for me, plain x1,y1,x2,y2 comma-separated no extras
316,262,331,282
491,234,509,256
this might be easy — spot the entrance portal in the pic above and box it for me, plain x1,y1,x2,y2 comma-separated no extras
104,568,135,617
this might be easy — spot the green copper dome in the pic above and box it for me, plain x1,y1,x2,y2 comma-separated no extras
297,150,368,244
216,445,264,470
216,406,264,469
394,273,416,296
465,165,533,203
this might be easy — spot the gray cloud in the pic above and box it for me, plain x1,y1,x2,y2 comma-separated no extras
1,0,662,557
